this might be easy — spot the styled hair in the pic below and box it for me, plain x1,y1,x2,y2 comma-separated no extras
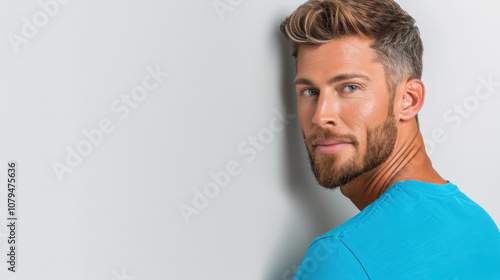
279,0,423,127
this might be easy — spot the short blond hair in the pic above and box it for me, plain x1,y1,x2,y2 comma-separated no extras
280,0,424,125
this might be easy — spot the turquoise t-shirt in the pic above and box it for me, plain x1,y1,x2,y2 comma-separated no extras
294,180,500,279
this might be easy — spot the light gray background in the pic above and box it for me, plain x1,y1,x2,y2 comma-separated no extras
0,0,499,279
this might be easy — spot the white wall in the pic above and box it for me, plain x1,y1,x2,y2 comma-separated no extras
0,0,498,279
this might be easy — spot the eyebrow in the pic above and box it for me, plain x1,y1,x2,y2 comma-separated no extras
294,73,371,87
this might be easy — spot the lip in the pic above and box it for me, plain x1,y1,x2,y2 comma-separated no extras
314,140,348,146
314,141,350,154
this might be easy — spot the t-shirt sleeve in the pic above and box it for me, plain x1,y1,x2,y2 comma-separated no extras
293,236,368,280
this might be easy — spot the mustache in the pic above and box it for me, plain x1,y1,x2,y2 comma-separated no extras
304,129,358,146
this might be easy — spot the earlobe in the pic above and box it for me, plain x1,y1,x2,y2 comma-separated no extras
399,79,425,122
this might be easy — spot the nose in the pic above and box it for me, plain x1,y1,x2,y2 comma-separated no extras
312,91,339,128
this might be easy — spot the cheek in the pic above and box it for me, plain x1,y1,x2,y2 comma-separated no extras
341,101,383,148
340,102,375,129
344,97,387,127
297,102,314,133
351,103,389,152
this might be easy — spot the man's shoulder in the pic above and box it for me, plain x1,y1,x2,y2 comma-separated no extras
293,191,394,280
294,232,369,279
297,180,500,279
314,179,499,249
316,180,406,242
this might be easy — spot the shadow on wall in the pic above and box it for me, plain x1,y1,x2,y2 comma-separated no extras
263,20,357,280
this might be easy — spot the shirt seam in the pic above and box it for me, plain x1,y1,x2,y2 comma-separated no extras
306,185,402,278
338,237,370,279
338,181,402,238
309,183,401,246
394,180,460,196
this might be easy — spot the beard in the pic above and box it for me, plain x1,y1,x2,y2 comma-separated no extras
304,112,398,190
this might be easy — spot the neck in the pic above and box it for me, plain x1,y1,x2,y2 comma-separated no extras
340,129,447,211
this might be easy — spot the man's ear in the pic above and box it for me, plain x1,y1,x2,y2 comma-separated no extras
398,79,425,122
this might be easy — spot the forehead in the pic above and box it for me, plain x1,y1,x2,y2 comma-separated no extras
296,36,381,79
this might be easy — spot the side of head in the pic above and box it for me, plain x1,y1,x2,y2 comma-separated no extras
278,0,425,189
279,0,424,128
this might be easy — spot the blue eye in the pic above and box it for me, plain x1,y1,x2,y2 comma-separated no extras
344,85,359,92
301,89,318,96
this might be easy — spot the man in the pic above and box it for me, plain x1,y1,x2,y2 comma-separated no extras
279,0,500,279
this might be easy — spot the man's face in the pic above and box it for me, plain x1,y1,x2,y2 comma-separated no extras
294,36,398,189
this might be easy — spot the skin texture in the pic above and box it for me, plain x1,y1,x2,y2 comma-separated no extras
294,35,448,211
